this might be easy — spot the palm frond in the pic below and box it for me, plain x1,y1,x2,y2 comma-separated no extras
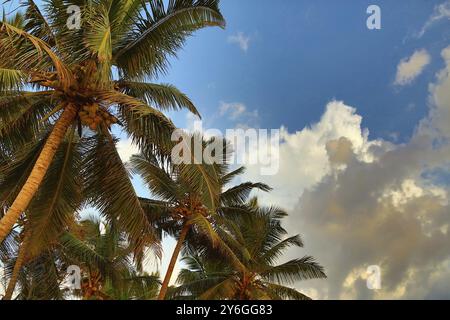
261,256,327,285
118,81,199,116
27,127,83,254
0,68,27,91
261,235,303,265
220,182,271,206
264,282,312,300
114,0,225,78
82,134,158,253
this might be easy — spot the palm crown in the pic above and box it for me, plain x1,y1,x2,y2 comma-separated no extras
0,0,224,250
173,199,327,300
132,136,272,299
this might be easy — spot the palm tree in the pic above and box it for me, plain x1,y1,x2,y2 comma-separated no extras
131,137,271,300
0,0,225,245
0,0,225,296
172,199,327,300
1,216,161,300
60,217,160,300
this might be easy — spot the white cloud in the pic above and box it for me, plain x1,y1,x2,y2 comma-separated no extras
240,47,450,299
417,0,450,38
219,102,247,120
419,45,450,138
394,49,431,86
116,138,139,162
243,101,387,209
228,32,251,52
218,102,260,128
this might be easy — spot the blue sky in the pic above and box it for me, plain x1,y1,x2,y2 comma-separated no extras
158,0,449,143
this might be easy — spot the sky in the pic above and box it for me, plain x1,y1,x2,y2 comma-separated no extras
2,0,449,299
125,0,449,300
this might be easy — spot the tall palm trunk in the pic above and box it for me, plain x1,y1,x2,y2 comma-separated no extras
3,229,31,300
0,104,78,243
158,223,190,300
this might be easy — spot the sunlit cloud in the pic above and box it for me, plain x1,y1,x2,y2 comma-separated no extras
394,49,431,86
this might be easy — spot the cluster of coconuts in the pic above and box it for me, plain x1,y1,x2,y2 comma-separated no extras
172,197,209,219
78,103,118,131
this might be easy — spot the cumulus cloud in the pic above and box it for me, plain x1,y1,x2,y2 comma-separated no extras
228,32,251,52
394,49,431,86
243,101,388,209
293,139,449,299
242,46,450,299
417,0,450,38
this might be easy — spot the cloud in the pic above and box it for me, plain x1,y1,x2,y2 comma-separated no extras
116,138,139,162
219,102,247,120
394,49,431,86
243,101,388,209
218,102,260,127
419,46,450,138
417,0,450,38
228,32,251,52
241,46,450,299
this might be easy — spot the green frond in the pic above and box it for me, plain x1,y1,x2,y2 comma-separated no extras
189,213,246,273
0,228,19,262
0,20,72,86
59,232,110,272
0,136,47,206
264,283,312,300
98,90,176,153
0,68,27,91
27,127,83,254
118,81,200,116
114,0,225,78
197,277,237,300
131,154,180,202
21,0,56,46
220,182,272,206
84,4,112,63
261,256,327,285
261,235,304,265
82,134,158,252
15,250,64,300
0,91,55,151
220,166,246,185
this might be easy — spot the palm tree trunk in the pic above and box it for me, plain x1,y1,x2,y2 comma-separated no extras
3,229,31,300
0,104,78,243
157,223,190,300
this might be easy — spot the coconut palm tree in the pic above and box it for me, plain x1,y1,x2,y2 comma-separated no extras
1,216,161,300
60,217,161,300
131,137,271,300
172,199,327,300
0,0,225,245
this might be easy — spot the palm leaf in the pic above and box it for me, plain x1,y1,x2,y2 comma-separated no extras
261,256,327,285
114,0,225,78
82,134,158,253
